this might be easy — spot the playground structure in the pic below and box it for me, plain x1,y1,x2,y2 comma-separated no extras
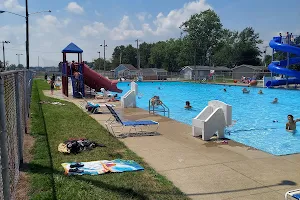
266,35,300,87
61,43,122,98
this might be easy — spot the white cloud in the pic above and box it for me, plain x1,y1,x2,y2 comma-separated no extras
80,22,109,37
136,12,147,22
110,16,144,40
152,0,211,35
66,2,84,14
1,0,25,12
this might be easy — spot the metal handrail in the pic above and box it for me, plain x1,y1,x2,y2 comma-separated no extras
149,99,170,118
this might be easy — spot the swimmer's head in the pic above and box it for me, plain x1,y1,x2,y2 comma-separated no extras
288,115,294,121
186,101,190,106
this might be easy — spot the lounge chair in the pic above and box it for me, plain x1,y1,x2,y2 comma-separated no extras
86,102,101,114
105,104,159,137
285,189,300,199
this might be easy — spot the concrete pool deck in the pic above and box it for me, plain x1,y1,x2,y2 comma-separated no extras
44,90,300,200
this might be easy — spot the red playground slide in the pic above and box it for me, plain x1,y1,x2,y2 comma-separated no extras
83,64,122,93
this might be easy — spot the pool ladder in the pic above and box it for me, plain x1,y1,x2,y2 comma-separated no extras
148,99,170,118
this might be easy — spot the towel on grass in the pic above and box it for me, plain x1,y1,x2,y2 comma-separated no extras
61,159,144,175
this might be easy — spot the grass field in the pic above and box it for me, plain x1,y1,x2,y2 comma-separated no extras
28,79,189,200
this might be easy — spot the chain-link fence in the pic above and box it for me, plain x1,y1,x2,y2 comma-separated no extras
0,70,33,200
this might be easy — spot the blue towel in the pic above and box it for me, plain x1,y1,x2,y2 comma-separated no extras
123,121,158,126
87,102,100,107
293,194,300,199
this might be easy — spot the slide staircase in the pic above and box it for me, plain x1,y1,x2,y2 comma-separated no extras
192,100,232,141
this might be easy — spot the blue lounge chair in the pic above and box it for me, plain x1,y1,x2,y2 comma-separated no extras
285,189,300,199
86,102,101,114
105,104,159,137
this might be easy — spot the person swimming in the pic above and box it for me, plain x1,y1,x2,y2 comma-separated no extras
272,98,278,104
223,88,227,92
185,101,192,109
286,115,300,132
258,90,263,94
242,88,250,93
150,96,162,106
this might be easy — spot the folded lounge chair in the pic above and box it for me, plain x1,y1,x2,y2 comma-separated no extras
105,104,159,136
285,189,300,199
86,102,101,114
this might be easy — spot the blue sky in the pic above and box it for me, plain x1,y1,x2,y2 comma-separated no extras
0,0,300,66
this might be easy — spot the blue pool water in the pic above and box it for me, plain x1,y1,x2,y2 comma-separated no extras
116,81,300,156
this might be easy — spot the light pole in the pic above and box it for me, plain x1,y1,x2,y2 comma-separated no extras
16,53,23,67
2,41,10,70
100,41,108,71
0,8,51,70
97,51,101,70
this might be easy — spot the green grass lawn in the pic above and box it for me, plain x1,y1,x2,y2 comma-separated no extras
29,79,189,200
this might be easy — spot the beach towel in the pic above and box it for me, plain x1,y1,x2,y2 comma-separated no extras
61,159,144,175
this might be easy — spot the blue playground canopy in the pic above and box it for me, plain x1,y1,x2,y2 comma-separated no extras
62,43,83,53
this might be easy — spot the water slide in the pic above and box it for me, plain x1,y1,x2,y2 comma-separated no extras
266,37,300,87
83,64,122,93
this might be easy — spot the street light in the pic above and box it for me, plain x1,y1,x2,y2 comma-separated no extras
16,53,23,67
100,41,108,71
97,51,101,70
2,41,10,71
0,6,51,70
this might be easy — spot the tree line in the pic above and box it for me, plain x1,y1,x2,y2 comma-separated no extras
92,9,264,72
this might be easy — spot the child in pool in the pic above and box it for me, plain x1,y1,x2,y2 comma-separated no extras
242,88,250,93
185,101,192,109
272,98,278,104
286,115,300,132
258,90,263,94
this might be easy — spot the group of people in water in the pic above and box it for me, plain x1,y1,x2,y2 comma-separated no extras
222,87,279,104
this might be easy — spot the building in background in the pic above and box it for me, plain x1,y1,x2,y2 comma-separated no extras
231,65,269,80
180,66,231,80
114,64,140,79
140,68,168,80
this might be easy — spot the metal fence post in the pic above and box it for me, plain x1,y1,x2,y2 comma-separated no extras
0,75,11,200
24,70,28,134
14,72,23,164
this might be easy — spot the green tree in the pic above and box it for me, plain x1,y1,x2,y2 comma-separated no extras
264,55,272,66
180,9,223,65
111,45,137,69
93,58,112,71
7,64,17,70
149,41,166,68
17,64,24,69
162,39,183,71
139,42,153,68
111,45,126,68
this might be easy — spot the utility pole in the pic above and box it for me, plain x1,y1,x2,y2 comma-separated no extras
119,51,122,64
100,41,107,71
97,51,101,70
25,0,29,69
16,53,23,66
135,39,141,69
2,41,10,70
263,46,268,67
38,56,39,67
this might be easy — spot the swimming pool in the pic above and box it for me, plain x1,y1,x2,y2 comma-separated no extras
116,81,300,156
